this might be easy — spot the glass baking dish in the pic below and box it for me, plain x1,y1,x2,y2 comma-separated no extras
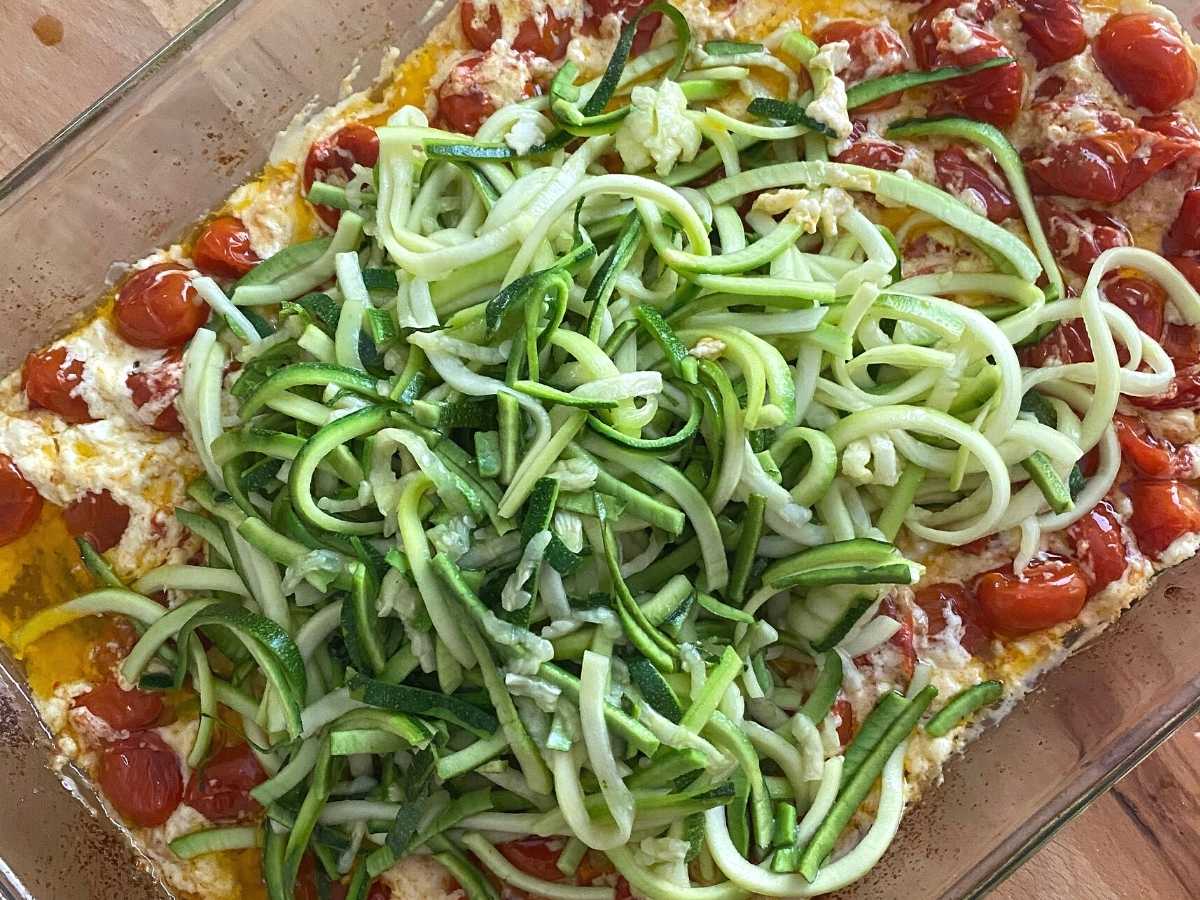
2,0,1199,896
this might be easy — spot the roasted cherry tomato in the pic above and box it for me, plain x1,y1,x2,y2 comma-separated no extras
1129,322,1200,409
23,346,93,423
496,836,565,882
1102,275,1166,341
1171,256,1200,292
934,145,1017,222
1016,0,1086,68
192,216,259,280
582,0,661,56
975,557,1089,636
1141,111,1200,141
515,6,573,59
1115,415,1194,478
303,123,380,229
1164,322,1200,368
1125,479,1200,558
1036,199,1131,276
1164,186,1200,257
63,490,130,553
814,20,909,112
1094,13,1197,113
910,0,1024,128
99,731,183,827
1033,74,1066,104
115,264,209,349
834,123,906,170
0,454,41,547
436,54,536,136
74,680,164,731
183,742,266,823
1023,126,1200,204
460,0,502,50
831,696,855,747
914,582,992,655
1067,500,1129,596
126,348,184,433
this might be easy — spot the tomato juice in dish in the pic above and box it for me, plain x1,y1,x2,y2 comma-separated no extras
3,0,1200,897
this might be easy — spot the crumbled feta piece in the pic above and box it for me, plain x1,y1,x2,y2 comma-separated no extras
805,41,853,142
615,80,702,176
504,108,548,154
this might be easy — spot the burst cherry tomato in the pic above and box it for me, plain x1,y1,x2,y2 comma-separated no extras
814,21,909,112
1164,186,1200,257
115,264,209,349
23,346,93,423
934,145,1017,222
1126,479,1200,558
1024,126,1200,204
914,582,992,655
0,454,41,547
1017,0,1086,68
437,55,535,135
496,837,565,882
515,7,573,59
831,696,855,746
834,139,906,171
183,742,266,823
1067,500,1129,595
460,0,502,50
1034,75,1066,103
303,123,380,229
1115,414,1195,478
99,731,183,827
1094,13,1197,113
74,680,163,731
63,490,130,553
126,348,184,433
975,557,1089,636
1129,322,1200,409
855,596,916,681
1141,111,1200,141
583,0,660,56
192,217,259,280
1103,275,1166,341
1036,199,1131,276
910,0,1024,128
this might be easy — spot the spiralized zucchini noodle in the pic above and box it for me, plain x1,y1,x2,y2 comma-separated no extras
22,5,1200,898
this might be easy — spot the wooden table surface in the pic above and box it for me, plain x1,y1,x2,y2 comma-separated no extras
3,2,1200,897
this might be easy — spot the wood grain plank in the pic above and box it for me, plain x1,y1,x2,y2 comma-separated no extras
2,3,1199,900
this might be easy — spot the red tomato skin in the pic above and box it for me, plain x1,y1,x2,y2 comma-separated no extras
582,0,660,56
74,680,164,731
975,558,1089,636
831,696,855,747
115,264,209,349
855,596,916,681
1141,111,1200,141
1094,13,1198,113
99,731,183,827
460,0,502,50
1067,500,1129,596
0,454,42,547
910,0,1024,128
1024,127,1200,204
1017,0,1087,68
813,20,909,112
303,124,381,228
615,878,634,900
183,743,266,823
1164,186,1200,257
914,582,992,655
192,217,259,280
63,490,130,553
1115,413,1196,479
1036,199,1131,276
126,349,184,433
496,836,564,882
834,137,906,171
23,346,94,423
366,882,392,900
1125,479,1200,558
1171,256,1200,293
1102,275,1166,341
934,145,1017,222
514,6,573,59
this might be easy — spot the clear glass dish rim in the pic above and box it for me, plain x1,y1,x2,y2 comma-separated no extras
1,2,1199,897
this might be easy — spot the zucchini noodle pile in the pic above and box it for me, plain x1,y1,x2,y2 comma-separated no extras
20,4,1200,898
